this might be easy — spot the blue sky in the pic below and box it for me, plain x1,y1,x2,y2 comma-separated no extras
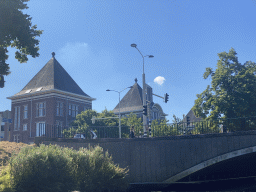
1,0,256,122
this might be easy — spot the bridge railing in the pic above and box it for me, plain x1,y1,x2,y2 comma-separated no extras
151,116,256,137
36,124,131,139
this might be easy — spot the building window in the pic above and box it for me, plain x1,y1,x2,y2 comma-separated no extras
36,122,45,136
13,135,19,143
56,102,63,116
69,104,72,116
1,124,4,132
56,121,63,138
36,102,46,117
69,104,78,117
14,106,20,131
24,105,28,119
75,105,78,116
56,121,63,127
23,124,27,131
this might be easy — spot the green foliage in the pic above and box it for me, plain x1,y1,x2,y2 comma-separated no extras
68,146,128,192
172,114,182,124
72,109,98,127
8,145,75,192
69,109,144,138
0,0,43,76
151,119,170,137
62,127,77,138
97,108,118,126
1,144,128,192
193,48,256,125
70,109,120,138
0,166,14,192
122,112,142,136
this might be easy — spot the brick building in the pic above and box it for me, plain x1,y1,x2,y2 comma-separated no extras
112,78,167,122
0,110,11,141
7,52,95,143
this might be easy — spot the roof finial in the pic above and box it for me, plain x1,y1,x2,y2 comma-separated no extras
135,78,138,83
52,52,55,58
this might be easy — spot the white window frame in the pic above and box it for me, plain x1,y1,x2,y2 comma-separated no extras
36,102,46,117
56,102,63,116
23,124,27,131
75,105,78,116
69,104,72,116
36,122,45,136
24,105,28,119
14,106,20,131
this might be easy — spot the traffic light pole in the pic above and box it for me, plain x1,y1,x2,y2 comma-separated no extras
152,93,169,103
142,73,147,137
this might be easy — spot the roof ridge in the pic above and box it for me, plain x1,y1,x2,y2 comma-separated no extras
113,81,143,112
12,54,91,98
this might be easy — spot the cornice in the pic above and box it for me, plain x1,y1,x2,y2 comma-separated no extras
7,89,96,102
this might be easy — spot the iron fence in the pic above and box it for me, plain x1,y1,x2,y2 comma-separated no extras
36,117,256,139
36,124,131,139
151,116,256,137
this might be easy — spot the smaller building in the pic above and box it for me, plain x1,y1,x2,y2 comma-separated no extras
112,78,167,122
183,109,202,124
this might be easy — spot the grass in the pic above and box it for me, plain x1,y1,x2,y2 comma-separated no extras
0,141,36,174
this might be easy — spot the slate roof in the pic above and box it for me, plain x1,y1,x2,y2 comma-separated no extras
113,79,143,113
183,109,202,122
14,53,91,98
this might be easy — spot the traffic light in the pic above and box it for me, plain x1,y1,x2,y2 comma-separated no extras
187,116,190,126
0,75,5,88
164,93,169,103
142,105,147,116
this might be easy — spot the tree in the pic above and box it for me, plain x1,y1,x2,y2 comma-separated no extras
97,107,118,126
0,0,43,78
151,119,173,137
172,114,182,124
123,112,143,136
65,109,98,138
192,48,256,129
72,109,98,127
69,109,120,138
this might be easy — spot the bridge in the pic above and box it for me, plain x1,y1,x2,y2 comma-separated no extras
35,130,256,186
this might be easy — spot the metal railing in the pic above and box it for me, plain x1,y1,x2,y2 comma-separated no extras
36,124,131,139
151,116,256,137
35,117,256,139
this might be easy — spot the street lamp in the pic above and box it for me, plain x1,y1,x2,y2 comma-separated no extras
106,86,133,138
131,43,154,137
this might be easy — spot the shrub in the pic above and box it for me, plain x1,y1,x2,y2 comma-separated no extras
68,146,128,192
8,144,75,192
3,144,128,192
0,166,14,192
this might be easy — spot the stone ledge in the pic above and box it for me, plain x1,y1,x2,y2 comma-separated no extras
34,130,256,145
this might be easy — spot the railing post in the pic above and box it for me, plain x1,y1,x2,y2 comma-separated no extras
149,120,151,137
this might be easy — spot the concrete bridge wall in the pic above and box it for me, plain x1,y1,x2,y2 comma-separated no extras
35,131,256,183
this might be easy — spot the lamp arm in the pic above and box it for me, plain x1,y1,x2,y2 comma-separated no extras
135,47,144,58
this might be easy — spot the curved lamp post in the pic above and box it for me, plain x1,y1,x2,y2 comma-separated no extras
106,86,133,138
131,43,154,137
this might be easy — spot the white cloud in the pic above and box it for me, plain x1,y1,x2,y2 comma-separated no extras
154,76,166,85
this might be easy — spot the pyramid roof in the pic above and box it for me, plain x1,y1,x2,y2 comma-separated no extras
11,53,92,99
113,78,143,113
